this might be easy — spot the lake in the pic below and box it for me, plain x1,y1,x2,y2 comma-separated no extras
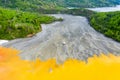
87,5,120,12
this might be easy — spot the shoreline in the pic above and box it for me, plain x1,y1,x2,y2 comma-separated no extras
0,40,8,45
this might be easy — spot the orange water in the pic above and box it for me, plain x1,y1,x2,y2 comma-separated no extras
0,47,120,80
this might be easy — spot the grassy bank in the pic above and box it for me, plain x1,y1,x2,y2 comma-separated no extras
0,7,62,40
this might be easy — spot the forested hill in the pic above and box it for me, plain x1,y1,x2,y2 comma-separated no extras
64,0,120,7
0,0,65,11
0,0,120,11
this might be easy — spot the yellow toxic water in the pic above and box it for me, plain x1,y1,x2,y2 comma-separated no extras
0,47,120,80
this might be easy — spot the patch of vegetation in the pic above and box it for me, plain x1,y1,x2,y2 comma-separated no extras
90,11,120,42
0,7,61,40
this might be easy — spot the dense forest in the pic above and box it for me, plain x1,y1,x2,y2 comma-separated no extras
0,0,120,11
90,11,120,42
64,0,120,7
0,7,62,40
0,0,64,11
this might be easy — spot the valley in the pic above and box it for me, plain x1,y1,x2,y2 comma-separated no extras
1,0,120,79
3,14,120,63
2,4,120,62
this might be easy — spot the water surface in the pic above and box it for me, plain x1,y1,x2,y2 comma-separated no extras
87,5,120,12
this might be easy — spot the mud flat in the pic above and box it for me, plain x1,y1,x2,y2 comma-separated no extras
3,14,120,63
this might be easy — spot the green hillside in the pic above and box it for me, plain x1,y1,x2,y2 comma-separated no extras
90,11,120,42
0,7,61,40
0,0,120,11
0,0,65,11
64,0,120,7
0,0,97,40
